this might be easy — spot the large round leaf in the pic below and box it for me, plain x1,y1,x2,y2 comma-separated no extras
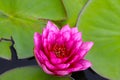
0,40,11,58
0,0,67,59
0,19,45,59
0,0,66,20
78,0,120,79
0,66,71,80
62,0,87,26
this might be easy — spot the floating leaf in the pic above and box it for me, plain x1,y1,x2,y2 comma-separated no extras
0,66,71,80
0,0,66,59
78,0,120,79
62,0,87,26
0,0,66,20
0,40,11,58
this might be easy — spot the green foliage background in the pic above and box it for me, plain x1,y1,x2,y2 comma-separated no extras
0,0,120,80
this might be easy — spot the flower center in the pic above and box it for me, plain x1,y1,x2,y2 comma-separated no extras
53,44,67,58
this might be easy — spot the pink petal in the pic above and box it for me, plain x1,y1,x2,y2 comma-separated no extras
49,52,68,64
46,21,59,32
68,54,81,64
50,58,62,64
49,52,62,64
81,42,94,52
67,40,82,58
45,61,56,70
54,70,71,76
77,49,87,58
43,31,56,50
34,50,48,65
49,52,57,58
55,35,64,45
56,63,70,69
73,40,82,50
34,49,42,66
34,32,42,49
65,40,74,51
45,61,70,70
39,50,48,61
62,31,71,41
42,64,54,75
68,41,93,61
42,28,49,38
65,49,81,63
65,34,82,51
61,25,70,33
42,21,59,38
72,32,82,41
78,59,92,70
42,39,50,56
47,31,56,43
71,27,78,34
68,64,83,72
69,59,91,72
54,59,90,76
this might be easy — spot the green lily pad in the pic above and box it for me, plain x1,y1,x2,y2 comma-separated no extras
0,0,67,59
62,0,87,26
0,0,66,20
0,40,11,58
78,0,120,79
0,19,45,59
0,66,71,80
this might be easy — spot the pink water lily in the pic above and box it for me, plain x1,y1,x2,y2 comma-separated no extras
34,21,94,76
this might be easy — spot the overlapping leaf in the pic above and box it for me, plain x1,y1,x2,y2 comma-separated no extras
0,0,66,59
62,0,87,26
0,66,70,80
78,0,120,79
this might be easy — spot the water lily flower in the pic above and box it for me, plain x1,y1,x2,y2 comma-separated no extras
34,21,94,76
